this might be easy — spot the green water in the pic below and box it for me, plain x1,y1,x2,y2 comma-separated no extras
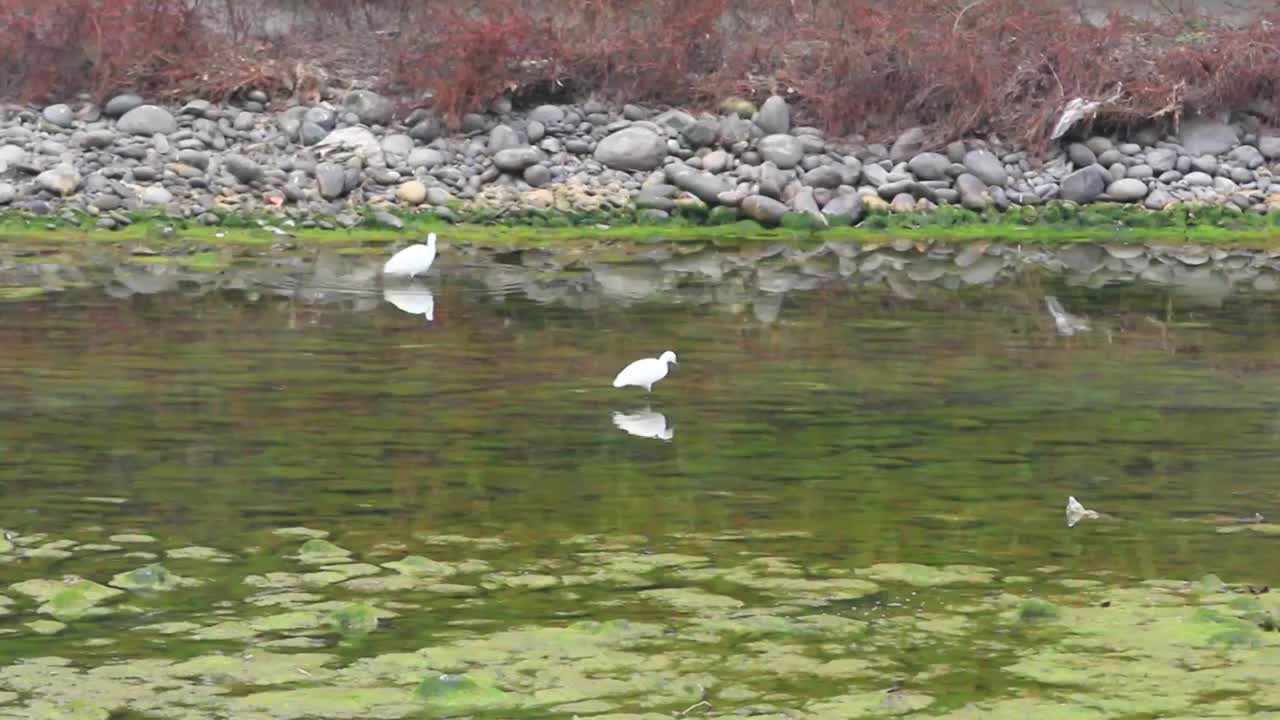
2,238,1280,718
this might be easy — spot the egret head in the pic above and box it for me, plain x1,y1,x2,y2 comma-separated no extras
659,351,678,365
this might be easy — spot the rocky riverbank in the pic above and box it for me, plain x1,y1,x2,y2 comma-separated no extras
3,90,1280,235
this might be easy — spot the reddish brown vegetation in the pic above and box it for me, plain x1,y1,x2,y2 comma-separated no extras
3,0,1279,147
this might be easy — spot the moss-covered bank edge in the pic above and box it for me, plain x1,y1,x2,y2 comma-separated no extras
7,201,1280,248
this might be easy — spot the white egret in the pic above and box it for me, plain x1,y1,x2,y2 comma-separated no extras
383,233,437,278
612,351,677,392
612,409,674,441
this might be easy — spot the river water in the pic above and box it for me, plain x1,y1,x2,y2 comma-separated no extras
1,236,1279,718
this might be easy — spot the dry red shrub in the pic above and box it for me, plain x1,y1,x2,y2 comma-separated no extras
2,0,1278,146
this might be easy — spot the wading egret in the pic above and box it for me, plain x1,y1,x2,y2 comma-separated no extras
612,351,677,392
383,233,437,278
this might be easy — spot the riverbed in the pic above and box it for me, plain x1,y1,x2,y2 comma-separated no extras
1,235,1279,718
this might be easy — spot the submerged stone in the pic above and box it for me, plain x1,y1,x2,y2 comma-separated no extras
169,651,336,685
414,673,515,713
229,686,415,719
638,587,744,611
11,579,125,620
107,533,156,544
166,546,233,561
855,563,998,587
109,564,191,592
297,539,352,563
328,603,380,635
273,527,330,539
381,555,456,577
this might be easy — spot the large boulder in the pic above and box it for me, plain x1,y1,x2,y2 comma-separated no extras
667,166,730,204
594,127,667,171
963,149,1007,186
758,134,804,169
1178,115,1238,157
343,90,394,126
741,194,788,226
116,105,176,136
756,95,790,135
1060,165,1108,204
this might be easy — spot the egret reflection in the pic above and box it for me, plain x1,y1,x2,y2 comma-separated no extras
383,284,435,322
612,409,673,441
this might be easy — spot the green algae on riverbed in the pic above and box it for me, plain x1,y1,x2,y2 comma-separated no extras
2,525,1280,719
9,200,1280,248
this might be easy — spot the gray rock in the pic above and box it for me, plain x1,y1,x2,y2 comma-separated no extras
1260,136,1280,160
42,104,74,128
668,166,730,204
908,152,948,181
1097,149,1123,166
1190,155,1218,174
410,115,447,143
1127,164,1153,180
821,192,863,223
382,133,414,158
758,134,803,170
408,148,444,169
802,165,842,188
1060,165,1107,203
756,95,790,135
523,164,550,187
488,124,521,153
528,105,566,125
461,113,487,133
527,120,545,143
493,146,544,173
1146,147,1177,173
1178,115,1238,157
1231,166,1254,184
233,111,255,131
1117,142,1141,155
35,165,80,195
104,94,145,117
1184,171,1214,186
702,149,730,173
741,194,788,225
594,127,667,171
792,187,825,220
300,122,328,146
635,189,675,211
1214,176,1239,194
81,130,116,148
224,154,262,184
316,162,347,199
343,90,394,125
955,173,990,210
1144,188,1173,210
890,127,925,163
0,182,15,204
141,186,173,205
1107,178,1148,201
117,105,177,136
1085,136,1113,155
176,149,208,168
758,162,789,199
681,116,720,148
1228,145,1264,169
426,187,451,206
1158,170,1182,183
963,149,1007,186
945,141,966,163
719,115,753,146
